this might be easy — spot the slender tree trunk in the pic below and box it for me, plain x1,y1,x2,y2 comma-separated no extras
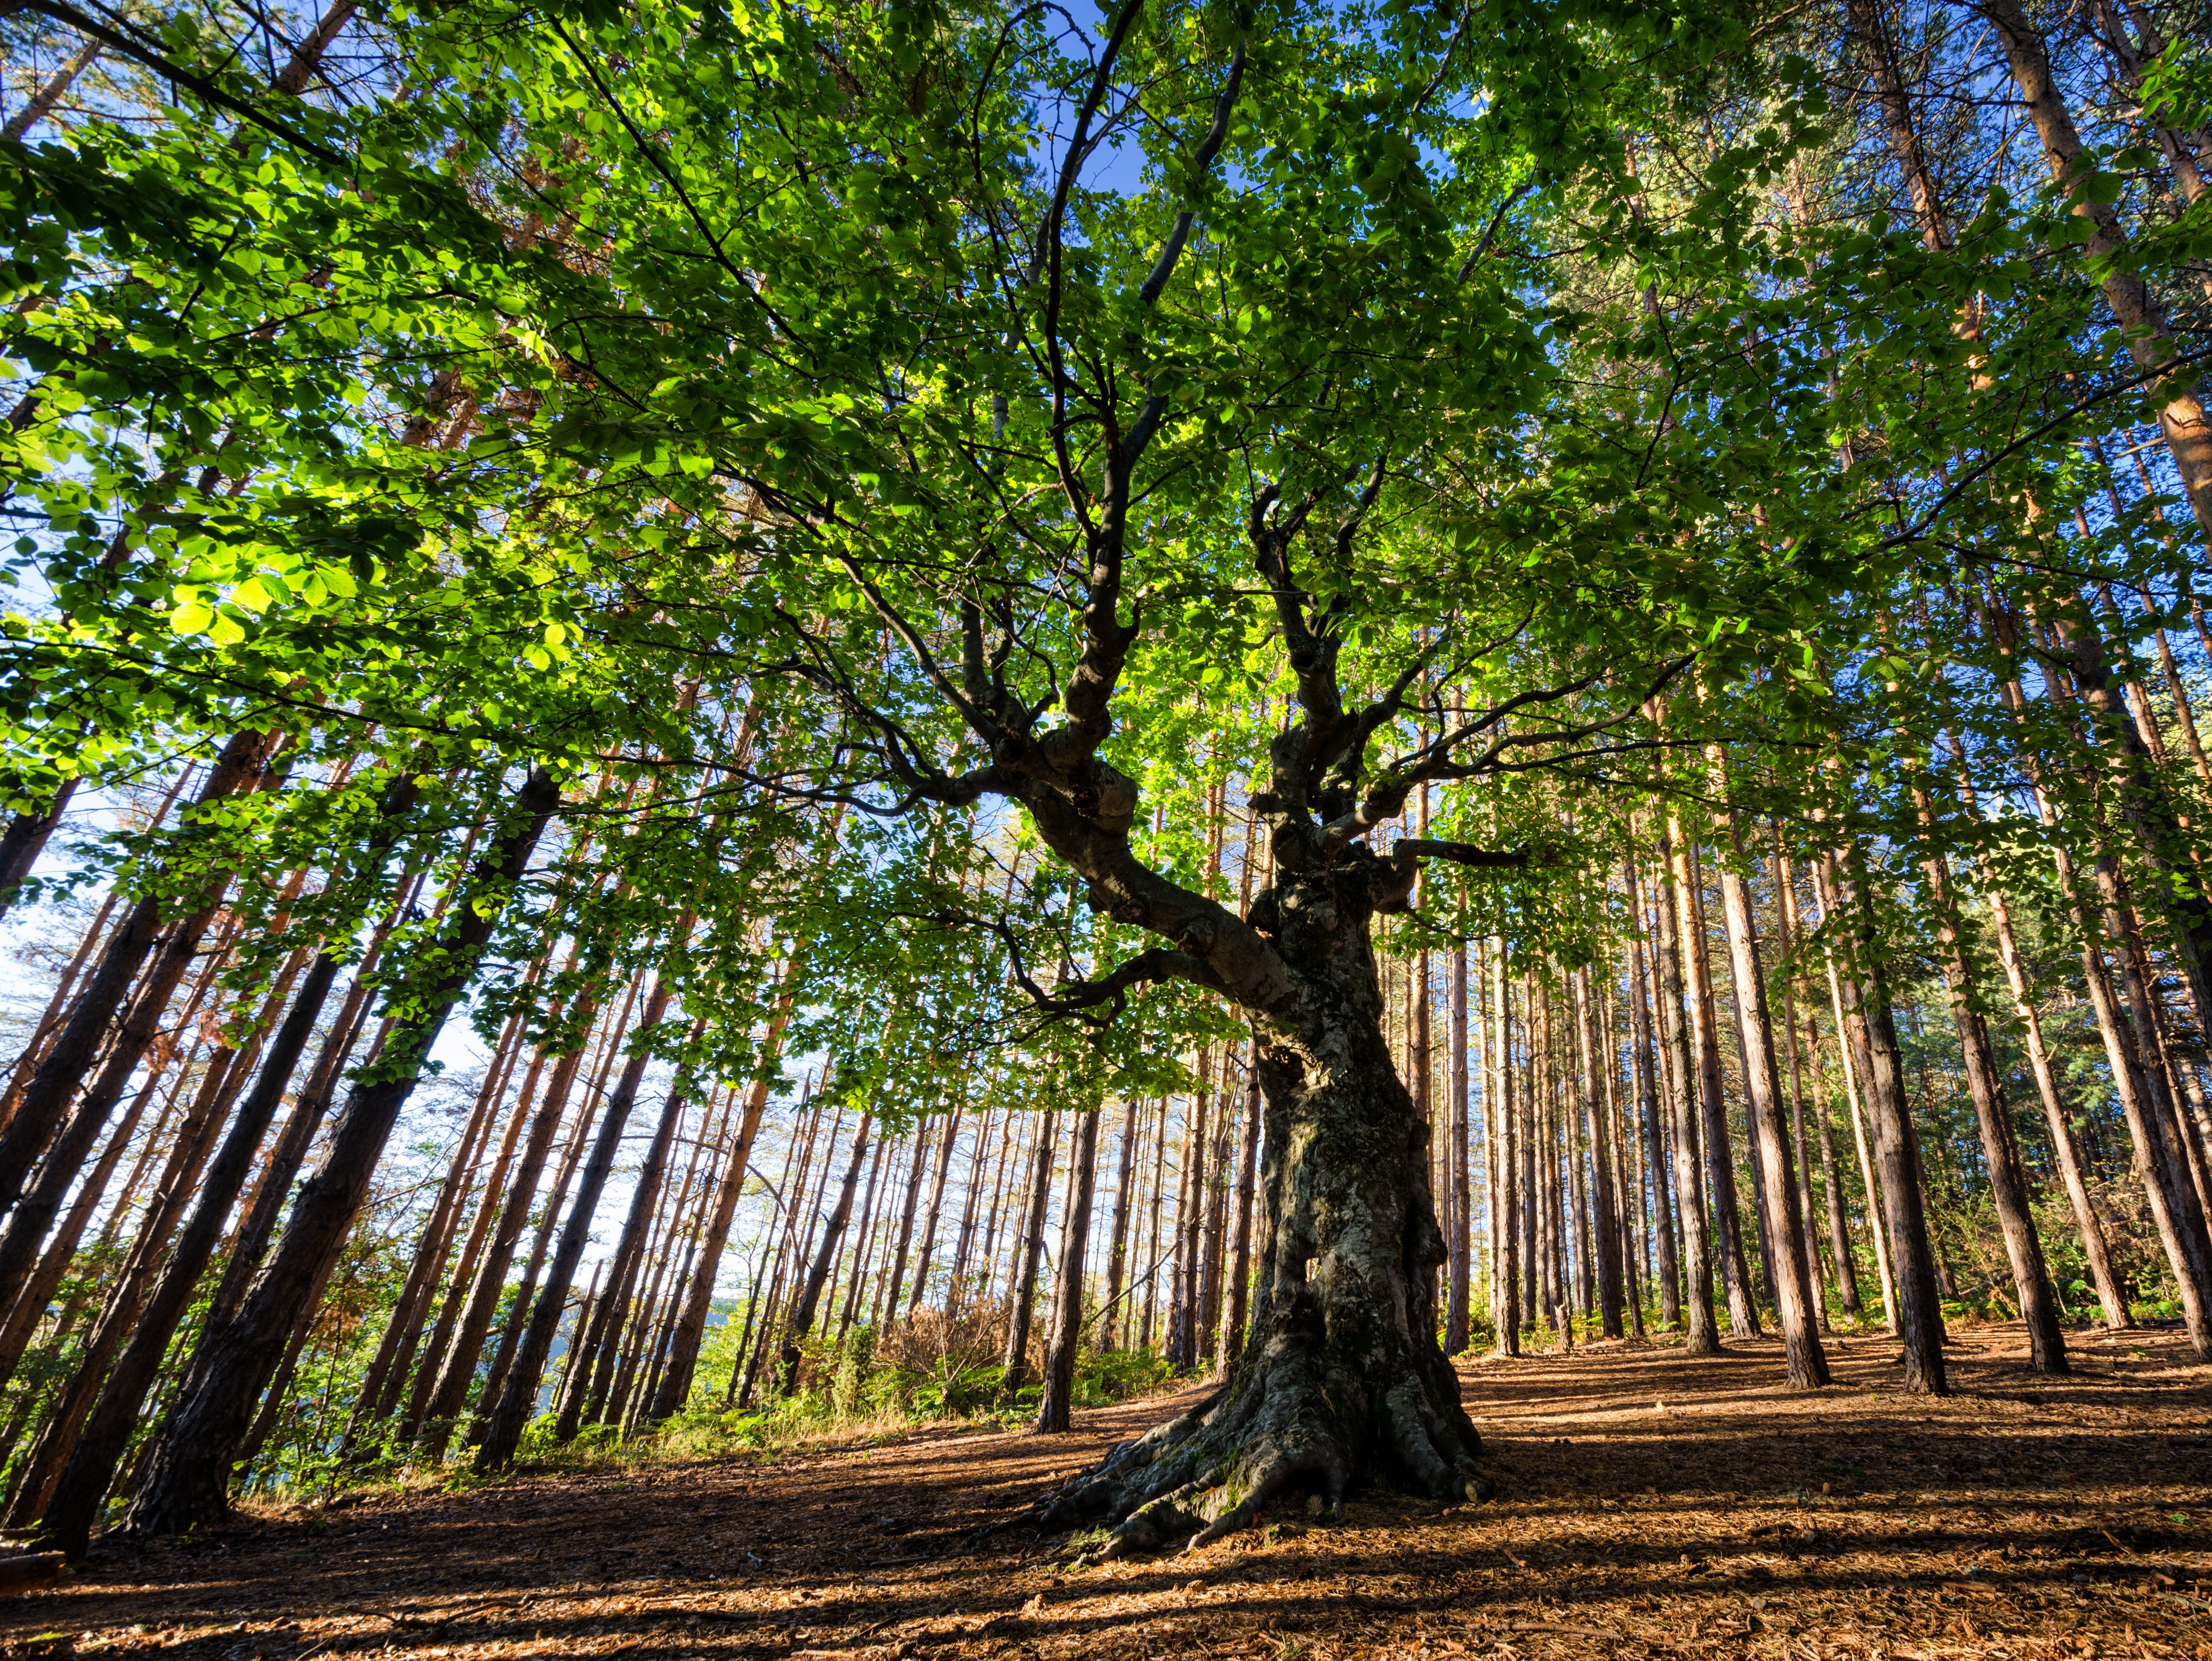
564,1045,696,1438
1221,1047,1262,1365
1651,826,1720,1352
1571,969,1624,1338
833,1126,890,1347
1673,829,1756,1337
1820,849,1949,1394
1489,942,1520,1357
3,1027,241,1532
775,1108,871,1398
477,966,682,1468
0,777,78,919
0,730,277,1238
413,1025,589,1451
1140,1098,1167,1348
1776,849,1862,1319
999,1111,1058,1396
1100,1100,1141,1349
1712,804,1828,1388
1915,834,2068,1372
1445,946,1473,1353
1623,870,1681,1330
1767,861,1828,1326
1036,1107,1100,1432
1980,0,2212,543
649,985,800,1417
123,766,558,1536
906,1104,965,1321
347,1010,521,1449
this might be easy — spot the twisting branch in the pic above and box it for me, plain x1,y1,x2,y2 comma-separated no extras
901,907,1221,1028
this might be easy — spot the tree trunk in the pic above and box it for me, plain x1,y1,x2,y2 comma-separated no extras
1000,1111,1058,1396
1036,1106,1101,1433
1572,968,1624,1338
1043,855,1482,1555
1979,0,2212,544
1916,837,2068,1372
775,1108,871,1398
1776,849,1862,1319
477,970,680,1467
1221,1046,1263,1365
564,1048,695,1438
1820,849,1949,1393
1712,808,1828,1388
1623,865,1681,1330
647,1044,788,1419
1445,946,1473,1353
0,730,276,1230
1489,941,1520,1358
1100,1099,1141,1349
833,1125,890,1345
906,1104,965,1320
4,1026,239,1535
1673,829,1757,1337
0,777,77,919
347,1007,521,1449
121,767,557,1536
1651,825,1720,1352
1,39,100,141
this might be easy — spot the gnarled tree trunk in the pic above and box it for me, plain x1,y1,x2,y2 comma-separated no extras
1040,853,1481,1556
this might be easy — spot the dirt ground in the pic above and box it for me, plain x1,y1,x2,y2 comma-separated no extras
4,1323,2208,1660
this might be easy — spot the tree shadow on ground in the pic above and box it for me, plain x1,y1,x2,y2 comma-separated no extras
3,1323,2206,1658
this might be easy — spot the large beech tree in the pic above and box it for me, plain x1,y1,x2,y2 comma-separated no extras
441,0,1734,1545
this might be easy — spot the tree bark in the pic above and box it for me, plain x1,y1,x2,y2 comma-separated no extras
1651,825,1719,1352
1043,852,1482,1555
1711,806,1828,1388
647,1038,789,1419
477,968,681,1467
121,766,557,1536
1623,864,1681,1330
0,777,77,920
1980,0,2212,545
564,1047,695,1438
1100,1099,1141,1349
1221,1043,1262,1365
775,1108,871,1398
1445,945,1473,1352
1819,849,1948,1393
1672,828,1757,1337
1036,1106,1101,1431
1914,832,2067,1372
1000,1111,1058,1396
1571,969,1624,1338
0,729,276,1231
1,39,100,142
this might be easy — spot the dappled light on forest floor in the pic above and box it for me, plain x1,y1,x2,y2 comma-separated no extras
4,1324,2206,1659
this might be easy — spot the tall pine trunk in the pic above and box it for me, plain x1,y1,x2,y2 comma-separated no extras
122,766,557,1536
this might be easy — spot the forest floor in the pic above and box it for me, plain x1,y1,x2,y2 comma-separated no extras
3,1323,2208,1660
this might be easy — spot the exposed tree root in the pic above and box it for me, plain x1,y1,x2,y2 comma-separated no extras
1031,1338,1493,1561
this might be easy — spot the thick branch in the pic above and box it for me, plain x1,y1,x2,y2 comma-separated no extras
1394,839,1530,869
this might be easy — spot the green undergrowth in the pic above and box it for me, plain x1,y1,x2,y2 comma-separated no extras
289,1333,1184,1511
